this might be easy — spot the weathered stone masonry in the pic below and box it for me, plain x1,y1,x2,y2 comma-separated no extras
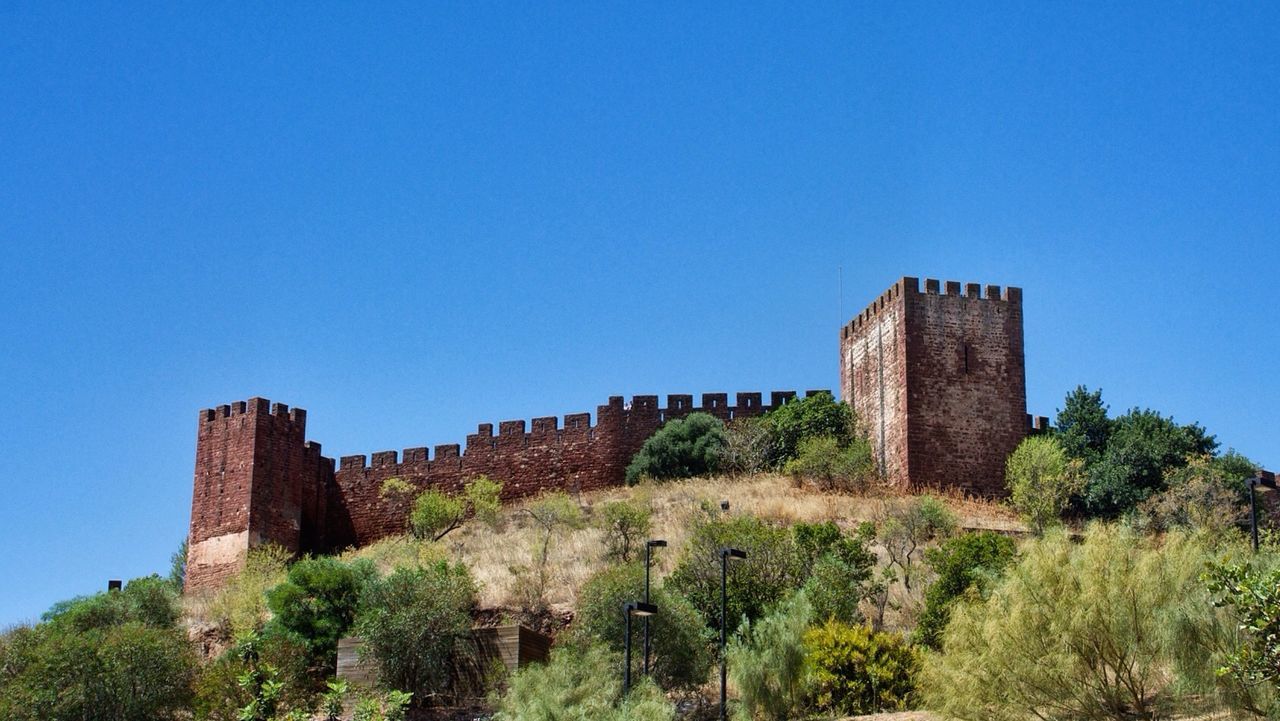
189,275,1043,592
187,390,822,592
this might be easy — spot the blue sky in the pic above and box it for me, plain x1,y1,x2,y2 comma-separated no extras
1,3,1277,624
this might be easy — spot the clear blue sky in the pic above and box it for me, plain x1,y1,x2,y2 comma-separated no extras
1,3,1276,625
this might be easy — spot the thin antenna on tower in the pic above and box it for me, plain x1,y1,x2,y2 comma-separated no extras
838,265,844,323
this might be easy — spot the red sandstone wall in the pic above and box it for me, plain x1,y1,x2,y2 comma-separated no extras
841,277,1029,495
840,281,910,486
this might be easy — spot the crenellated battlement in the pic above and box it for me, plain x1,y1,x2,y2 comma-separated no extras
841,276,1023,340
199,397,308,430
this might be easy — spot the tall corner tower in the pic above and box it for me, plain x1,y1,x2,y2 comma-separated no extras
187,398,329,592
840,277,1027,494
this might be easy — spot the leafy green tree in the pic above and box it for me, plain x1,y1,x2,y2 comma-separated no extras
1055,385,1111,466
1005,435,1083,534
598,500,652,563
569,563,713,690
667,513,804,634
264,556,377,672
792,522,876,624
626,412,728,484
353,562,477,706
783,435,875,492
922,526,1216,720
44,574,181,631
1083,408,1217,517
913,531,1017,649
878,496,956,591
726,591,813,721
762,391,855,466
496,643,674,721
409,476,502,542
804,620,920,715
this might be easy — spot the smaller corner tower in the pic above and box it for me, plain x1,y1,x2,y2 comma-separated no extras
186,398,329,592
840,277,1027,494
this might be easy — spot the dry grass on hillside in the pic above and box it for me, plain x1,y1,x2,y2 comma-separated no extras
432,473,1022,612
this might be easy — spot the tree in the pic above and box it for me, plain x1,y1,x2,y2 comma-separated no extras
792,522,877,625
762,391,855,467
719,417,775,476
409,476,502,542
625,412,728,485
726,591,813,721
264,556,377,672
353,562,477,706
783,435,876,492
1005,435,1083,534
495,643,674,721
1138,453,1253,534
922,526,1216,720
804,621,920,715
598,500,652,563
169,538,188,592
1083,408,1217,517
666,513,804,634
913,531,1016,649
1055,385,1111,466
877,496,956,591
570,563,713,691
516,492,585,615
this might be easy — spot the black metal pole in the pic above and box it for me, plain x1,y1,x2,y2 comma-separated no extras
1250,479,1260,552
720,552,728,721
644,544,652,675
624,603,633,694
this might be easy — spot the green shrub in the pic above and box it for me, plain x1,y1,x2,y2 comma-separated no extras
495,643,674,721
1005,435,1083,534
625,412,728,485
264,556,377,672
726,591,812,721
0,621,196,721
409,476,502,541
1199,556,1280,717
570,563,713,691
43,574,180,631
783,435,875,492
667,513,804,634
793,522,876,624
762,391,855,466
913,531,1016,649
193,631,314,721
803,620,920,715
206,544,294,638
922,525,1217,720
878,496,956,591
353,561,477,705
1138,453,1254,534
598,500,652,563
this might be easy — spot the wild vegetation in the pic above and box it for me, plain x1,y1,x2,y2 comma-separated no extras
1,387,1271,720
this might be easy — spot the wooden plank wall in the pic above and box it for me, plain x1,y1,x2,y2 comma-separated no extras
337,625,551,688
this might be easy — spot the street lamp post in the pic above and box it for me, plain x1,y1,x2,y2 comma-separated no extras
719,547,747,721
644,539,667,675
623,601,658,694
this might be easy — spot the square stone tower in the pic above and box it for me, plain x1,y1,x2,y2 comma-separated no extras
839,277,1027,494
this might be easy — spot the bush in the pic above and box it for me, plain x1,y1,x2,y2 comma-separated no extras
625,413,728,485
354,562,477,706
206,544,294,638
804,620,920,715
922,525,1216,720
720,418,775,476
1005,435,1083,534
667,513,804,634
192,632,314,721
598,500,652,563
514,492,585,616
0,590,196,721
762,391,855,467
264,556,377,673
913,531,1016,649
783,435,875,492
409,476,502,542
1139,453,1253,534
570,563,713,691
726,591,812,721
793,522,876,624
496,643,674,721
878,496,956,591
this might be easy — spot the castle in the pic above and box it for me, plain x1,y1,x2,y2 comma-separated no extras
186,276,1044,592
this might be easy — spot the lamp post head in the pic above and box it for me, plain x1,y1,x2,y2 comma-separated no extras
721,547,747,561
647,539,668,548
625,600,659,617
720,500,731,511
